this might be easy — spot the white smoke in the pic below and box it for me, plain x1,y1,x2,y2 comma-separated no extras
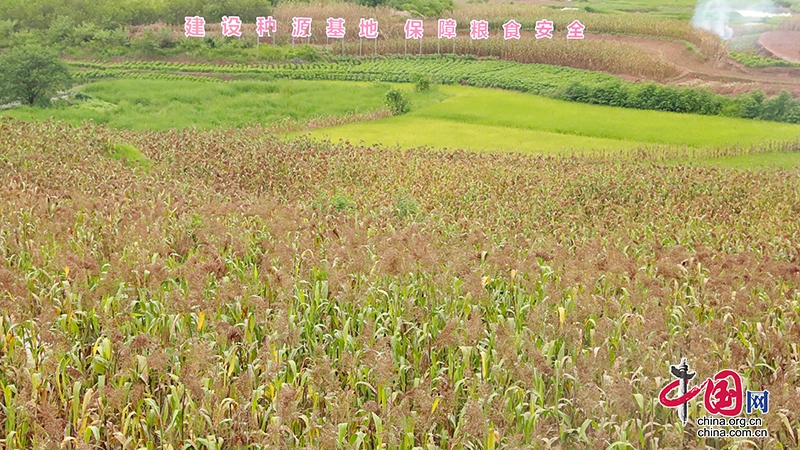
691,0,735,40
692,0,790,40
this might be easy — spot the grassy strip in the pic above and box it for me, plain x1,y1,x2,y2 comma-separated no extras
73,69,224,82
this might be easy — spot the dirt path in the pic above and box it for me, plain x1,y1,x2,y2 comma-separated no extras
591,33,800,95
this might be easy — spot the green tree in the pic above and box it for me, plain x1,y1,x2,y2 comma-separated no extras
0,45,71,106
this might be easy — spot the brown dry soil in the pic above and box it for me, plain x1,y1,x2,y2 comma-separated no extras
758,30,800,63
590,33,800,96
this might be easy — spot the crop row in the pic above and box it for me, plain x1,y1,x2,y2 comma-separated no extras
730,52,799,68
68,32,678,80
69,57,617,90
73,69,223,83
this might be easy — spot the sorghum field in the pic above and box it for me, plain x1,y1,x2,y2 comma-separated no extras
1,119,799,449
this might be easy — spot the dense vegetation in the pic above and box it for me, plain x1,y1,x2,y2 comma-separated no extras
1,119,798,448
730,52,800,68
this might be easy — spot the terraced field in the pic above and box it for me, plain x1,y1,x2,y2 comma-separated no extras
304,85,800,159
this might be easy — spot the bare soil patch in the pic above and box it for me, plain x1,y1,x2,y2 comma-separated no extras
592,33,800,95
757,30,800,63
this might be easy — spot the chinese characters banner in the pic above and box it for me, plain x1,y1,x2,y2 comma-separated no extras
184,16,587,41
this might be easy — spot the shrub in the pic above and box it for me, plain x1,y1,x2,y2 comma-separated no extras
155,27,177,49
560,81,592,103
0,19,18,47
385,88,409,115
785,105,800,123
760,90,793,122
649,84,681,112
696,88,725,115
591,81,629,107
47,16,77,46
738,91,765,119
412,73,431,92
131,29,162,55
628,83,658,110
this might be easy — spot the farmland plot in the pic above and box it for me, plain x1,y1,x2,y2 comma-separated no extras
0,119,799,448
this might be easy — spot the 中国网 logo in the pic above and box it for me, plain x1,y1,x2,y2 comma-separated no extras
658,358,771,438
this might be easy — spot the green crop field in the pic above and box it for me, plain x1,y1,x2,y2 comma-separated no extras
577,0,696,19
303,85,800,156
304,117,643,154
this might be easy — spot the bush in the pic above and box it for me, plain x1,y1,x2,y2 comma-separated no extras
0,19,18,47
155,27,177,49
760,90,792,122
47,16,77,46
696,89,725,115
560,81,592,103
738,91,764,119
628,83,658,110
73,22,101,45
412,73,431,92
649,84,681,112
591,81,629,107
785,105,800,123
131,30,162,55
385,88,409,115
